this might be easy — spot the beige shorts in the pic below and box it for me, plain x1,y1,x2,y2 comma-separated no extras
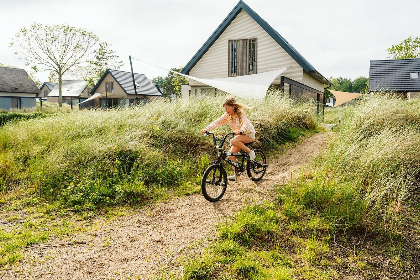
247,132,256,140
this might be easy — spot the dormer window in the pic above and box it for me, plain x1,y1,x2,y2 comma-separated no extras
105,82,114,93
410,72,419,79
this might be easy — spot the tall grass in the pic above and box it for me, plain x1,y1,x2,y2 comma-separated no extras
0,94,318,211
325,94,420,224
181,94,420,280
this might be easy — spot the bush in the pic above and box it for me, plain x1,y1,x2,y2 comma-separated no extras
0,112,45,127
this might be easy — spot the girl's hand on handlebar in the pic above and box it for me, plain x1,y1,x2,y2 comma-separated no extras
201,129,208,135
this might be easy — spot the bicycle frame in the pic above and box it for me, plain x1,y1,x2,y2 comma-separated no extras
204,131,249,174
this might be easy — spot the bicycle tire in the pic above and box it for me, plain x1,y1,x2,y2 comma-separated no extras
246,149,267,181
201,164,227,202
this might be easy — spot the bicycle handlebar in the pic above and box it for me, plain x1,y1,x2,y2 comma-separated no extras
204,131,235,148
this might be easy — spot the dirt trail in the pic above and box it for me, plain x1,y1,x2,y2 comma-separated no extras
3,132,330,280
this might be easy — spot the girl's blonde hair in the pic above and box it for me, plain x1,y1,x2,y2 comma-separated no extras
222,96,250,123
222,96,250,110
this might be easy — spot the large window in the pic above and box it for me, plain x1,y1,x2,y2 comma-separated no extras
228,39,257,77
101,98,119,109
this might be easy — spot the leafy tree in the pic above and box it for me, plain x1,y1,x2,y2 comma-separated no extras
387,36,420,59
329,77,353,92
74,42,123,86
328,76,369,94
11,23,122,107
152,67,189,98
352,76,369,93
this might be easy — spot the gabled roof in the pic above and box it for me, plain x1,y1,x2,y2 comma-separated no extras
181,0,329,85
40,82,57,91
48,80,88,97
369,58,420,92
0,66,40,94
90,69,162,96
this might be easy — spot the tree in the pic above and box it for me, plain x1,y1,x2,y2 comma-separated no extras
74,42,123,86
387,36,420,59
152,67,189,98
352,76,369,94
329,77,353,92
11,23,122,107
328,76,369,94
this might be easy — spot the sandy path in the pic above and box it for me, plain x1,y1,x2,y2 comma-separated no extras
2,132,330,280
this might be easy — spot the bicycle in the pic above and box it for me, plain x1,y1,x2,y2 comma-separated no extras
201,131,268,202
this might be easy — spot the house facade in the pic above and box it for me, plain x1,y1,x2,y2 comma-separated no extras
0,66,38,111
39,82,57,100
180,0,329,101
47,80,89,107
80,69,162,109
369,58,420,99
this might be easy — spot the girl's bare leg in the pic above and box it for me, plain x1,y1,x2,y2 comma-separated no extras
230,135,254,154
229,135,254,174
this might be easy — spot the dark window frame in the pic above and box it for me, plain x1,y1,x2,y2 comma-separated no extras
105,81,114,93
228,38,257,77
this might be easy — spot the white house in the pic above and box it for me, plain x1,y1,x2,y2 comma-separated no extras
80,69,162,109
180,0,330,103
47,80,89,107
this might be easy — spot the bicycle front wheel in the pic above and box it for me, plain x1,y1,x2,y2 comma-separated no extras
201,164,227,202
246,149,267,181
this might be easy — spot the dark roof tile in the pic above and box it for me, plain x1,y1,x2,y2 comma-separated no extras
369,58,420,92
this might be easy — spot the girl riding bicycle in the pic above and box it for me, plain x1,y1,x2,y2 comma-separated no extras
201,96,256,181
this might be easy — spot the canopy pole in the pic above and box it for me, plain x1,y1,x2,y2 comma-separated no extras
129,55,138,105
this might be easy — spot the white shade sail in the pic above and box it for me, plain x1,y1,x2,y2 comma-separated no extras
78,92,125,105
132,58,289,99
177,68,288,99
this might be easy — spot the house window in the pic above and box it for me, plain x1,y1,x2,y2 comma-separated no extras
11,97,22,109
105,82,114,93
100,98,119,109
410,72,419,79
228,39,257,77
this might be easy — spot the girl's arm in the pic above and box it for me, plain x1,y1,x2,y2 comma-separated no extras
205,113,228,132
239,113,254,134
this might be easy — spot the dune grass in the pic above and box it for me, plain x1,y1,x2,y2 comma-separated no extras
182,94,420,280
0,94,319,267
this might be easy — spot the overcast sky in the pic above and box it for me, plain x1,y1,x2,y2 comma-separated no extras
1,0,419,83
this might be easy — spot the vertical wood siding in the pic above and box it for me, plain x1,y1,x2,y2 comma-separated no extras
189,10,304,86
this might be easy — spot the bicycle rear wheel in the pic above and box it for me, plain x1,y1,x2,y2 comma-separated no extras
246,149,267,181
201,164,227,202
